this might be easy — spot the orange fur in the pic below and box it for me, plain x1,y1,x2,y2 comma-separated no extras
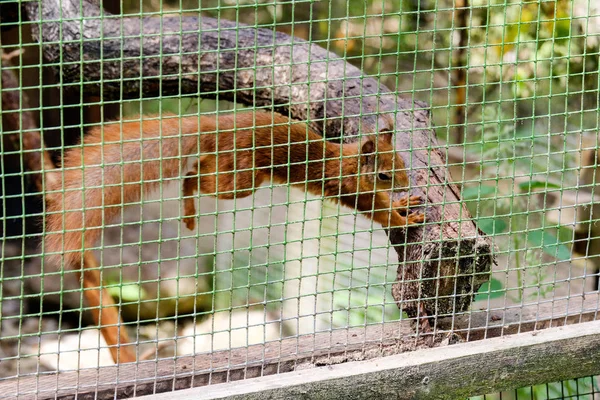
45,111,424,270
181,112,423,230
45,115,200,269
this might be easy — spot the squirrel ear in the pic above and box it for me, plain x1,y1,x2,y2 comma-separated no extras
361,137,375,154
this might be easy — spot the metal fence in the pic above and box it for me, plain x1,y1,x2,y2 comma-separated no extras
0,0,599,398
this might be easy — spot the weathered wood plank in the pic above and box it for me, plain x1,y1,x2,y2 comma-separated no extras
1,293,597,399
443,293,600,340
140,319,600,400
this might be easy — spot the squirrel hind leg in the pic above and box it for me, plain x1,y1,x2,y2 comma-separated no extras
182,166,265,229
214,170,263,200
182,162,200,230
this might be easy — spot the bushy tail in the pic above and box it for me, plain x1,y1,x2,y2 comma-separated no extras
44,115,203,269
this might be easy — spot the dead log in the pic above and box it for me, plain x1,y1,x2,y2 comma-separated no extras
24,0,492,326
1,55,57,194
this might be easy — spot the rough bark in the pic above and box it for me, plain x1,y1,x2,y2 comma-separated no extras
1,57,57,193
23,0,492,322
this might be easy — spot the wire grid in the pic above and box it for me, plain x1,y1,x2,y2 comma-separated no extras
474,375,600,400
0,0,599,398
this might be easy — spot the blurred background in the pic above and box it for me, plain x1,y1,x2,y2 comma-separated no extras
1,0,599,397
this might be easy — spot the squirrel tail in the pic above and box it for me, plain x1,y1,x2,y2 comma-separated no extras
44,114,204,270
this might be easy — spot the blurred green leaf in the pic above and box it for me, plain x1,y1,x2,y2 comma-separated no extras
527,229,571,261
474,278,504,302
518,180,561,192
107,283,148,302
477,217,507,235
557,224,575,242
462,185,496,200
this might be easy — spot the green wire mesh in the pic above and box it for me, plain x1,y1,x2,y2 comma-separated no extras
0,0,599,398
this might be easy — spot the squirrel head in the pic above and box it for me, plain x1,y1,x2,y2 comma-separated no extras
359,132,410,192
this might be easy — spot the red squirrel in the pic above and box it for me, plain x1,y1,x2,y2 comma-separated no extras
181,112,423,230
44,111,424,362
46,111,423,269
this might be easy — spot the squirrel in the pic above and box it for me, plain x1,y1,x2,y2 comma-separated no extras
43,110,424,363
181,113,424,230
45,110,424,271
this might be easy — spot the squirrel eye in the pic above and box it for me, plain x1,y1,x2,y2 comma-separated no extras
378,173,391,181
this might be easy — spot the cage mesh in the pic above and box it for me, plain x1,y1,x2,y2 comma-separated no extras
0,0,599,398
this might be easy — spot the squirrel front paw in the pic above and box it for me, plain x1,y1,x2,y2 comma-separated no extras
389,195,424,227
392,195,422,215
405,210,425,225
383,210,425,228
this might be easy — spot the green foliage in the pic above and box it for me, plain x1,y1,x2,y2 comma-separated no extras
518,181,562,192
474,278,504,302
463,104,579,303
527,229,571,262
105,279,150,302
463,185,497,200
470,375,600,399
476,217,507,236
